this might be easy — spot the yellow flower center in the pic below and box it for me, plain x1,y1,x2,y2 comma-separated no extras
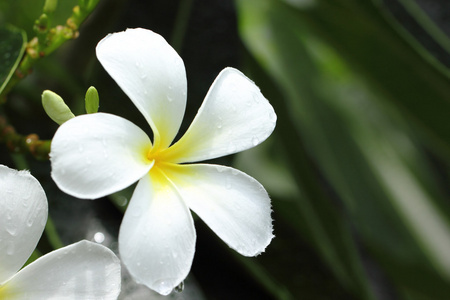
0,282,16,298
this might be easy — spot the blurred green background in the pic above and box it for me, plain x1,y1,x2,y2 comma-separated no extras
1,0,449,299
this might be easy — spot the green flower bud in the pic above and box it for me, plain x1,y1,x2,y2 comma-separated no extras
42,90,75,125
85,86,99,114
43,0,58,14
34,14,50,33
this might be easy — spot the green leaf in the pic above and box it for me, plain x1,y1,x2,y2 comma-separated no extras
0,25,26,95
236,0,450,298
236,3,375,299
374,0,450,58
299,0,450,161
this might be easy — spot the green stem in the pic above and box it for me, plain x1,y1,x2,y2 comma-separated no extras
171,0,195,52
0,1,100,101
0,116,51,160
45,214,65,250
23,249,43,267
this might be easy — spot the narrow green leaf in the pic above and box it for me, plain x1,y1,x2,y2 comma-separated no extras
299,0,450,161
236,2,375,299
0,25,26,95
236,0,450,298
376,0,450,56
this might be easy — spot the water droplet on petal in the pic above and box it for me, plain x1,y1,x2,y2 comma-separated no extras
167,96,173,102
269,111,277,122
26,215,34,227
174,281,184,293
6,241,14,255
251,136,260,146
153,278,179,295
94,232,105,243
227,142,237,153
6,224,17,236
40,215,47,226
226,177,232,190
117,196,128,207
253,93,261,104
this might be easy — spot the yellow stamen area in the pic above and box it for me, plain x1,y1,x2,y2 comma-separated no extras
145,136,179,171
143,134,200,186
145,143,176,188
0,282,17,298
148,164,174,196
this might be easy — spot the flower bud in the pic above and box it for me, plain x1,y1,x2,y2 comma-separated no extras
42,90,75,125
43,0,58,14
85,86,99,114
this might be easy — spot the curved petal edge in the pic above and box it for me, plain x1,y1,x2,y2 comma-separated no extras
162,67,277,163
0,165,48,285
50,113,153,199
2,240,121,300
119,172,196,295
164,163,274,256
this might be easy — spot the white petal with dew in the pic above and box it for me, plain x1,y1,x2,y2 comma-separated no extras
162,67,276,163
1,240,121,299
96,28,187,149
164,163,274,256
119,171,196,296
50,113,153,199
0,165,48,284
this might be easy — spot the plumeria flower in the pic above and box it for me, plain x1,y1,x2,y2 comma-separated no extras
50,28,276,295
0,164,121,299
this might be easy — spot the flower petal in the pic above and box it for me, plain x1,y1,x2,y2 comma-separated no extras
0,240,121,299
119,171,196,295
163,163,274,256
50,113,153,199
161,67,277,163
0,165,47,284
96,28,187,149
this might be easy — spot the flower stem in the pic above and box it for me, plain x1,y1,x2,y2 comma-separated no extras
45,213,65,250
0,0,101,101
171,0,195,53
23,249,43,267
0,116,51,160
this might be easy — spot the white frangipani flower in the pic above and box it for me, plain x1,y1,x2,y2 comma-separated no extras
0,165,121,299
50,28,276,295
